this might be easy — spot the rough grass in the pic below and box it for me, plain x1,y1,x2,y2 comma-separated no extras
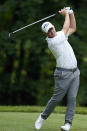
0,112,87,131
0,106,87,114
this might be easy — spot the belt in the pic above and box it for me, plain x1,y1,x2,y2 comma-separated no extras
56,67,78,72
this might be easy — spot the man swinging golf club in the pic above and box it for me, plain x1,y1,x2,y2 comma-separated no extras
35,7,80,131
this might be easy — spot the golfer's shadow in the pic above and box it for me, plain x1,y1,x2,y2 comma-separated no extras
30,128,87,131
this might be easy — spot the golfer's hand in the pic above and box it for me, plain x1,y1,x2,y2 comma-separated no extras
59,9,68,16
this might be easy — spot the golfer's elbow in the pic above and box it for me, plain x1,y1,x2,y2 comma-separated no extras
74,27,76,32
74,25,76,32
72,27,76,33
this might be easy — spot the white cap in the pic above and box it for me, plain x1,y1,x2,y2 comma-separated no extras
41,22,54,33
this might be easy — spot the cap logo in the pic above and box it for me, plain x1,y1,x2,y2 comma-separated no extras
44,23,49,29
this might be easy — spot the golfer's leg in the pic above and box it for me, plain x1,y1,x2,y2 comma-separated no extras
41,78,67,120
65,75,80,125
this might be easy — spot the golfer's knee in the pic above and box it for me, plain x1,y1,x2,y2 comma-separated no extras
51,95,63,103
50,96,58,103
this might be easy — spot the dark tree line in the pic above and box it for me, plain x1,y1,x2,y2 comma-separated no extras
0,0,87,106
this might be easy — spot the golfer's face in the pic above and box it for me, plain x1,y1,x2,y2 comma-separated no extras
47,27,56,38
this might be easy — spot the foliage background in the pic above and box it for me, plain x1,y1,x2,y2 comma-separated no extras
0,0,87,106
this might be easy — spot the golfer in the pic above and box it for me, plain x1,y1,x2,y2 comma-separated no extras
35,7,80,131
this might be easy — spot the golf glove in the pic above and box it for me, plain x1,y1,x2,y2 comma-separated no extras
64,7,73,14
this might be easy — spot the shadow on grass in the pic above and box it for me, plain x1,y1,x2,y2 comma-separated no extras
29,127,87,131
2,128,87,131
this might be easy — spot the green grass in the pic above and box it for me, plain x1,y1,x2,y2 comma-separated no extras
0,106,87,114
0,112,87,131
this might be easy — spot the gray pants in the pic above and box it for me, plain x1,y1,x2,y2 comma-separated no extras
41,67,80,125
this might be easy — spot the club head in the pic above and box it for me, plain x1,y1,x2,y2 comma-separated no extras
8,32,14,40
9,33,11,38
8,32,15,43
8,33,12,39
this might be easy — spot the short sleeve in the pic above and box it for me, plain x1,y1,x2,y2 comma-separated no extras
57,31,67,41
60,30,70,40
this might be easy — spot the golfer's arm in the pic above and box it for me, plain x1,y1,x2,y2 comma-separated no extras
68,13,76,35
62,13,70,35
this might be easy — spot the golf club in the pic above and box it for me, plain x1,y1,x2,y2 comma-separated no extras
8,13,58,39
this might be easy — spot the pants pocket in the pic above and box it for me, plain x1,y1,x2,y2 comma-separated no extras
54,69,62,79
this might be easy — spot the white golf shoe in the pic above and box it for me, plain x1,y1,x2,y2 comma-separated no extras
61,123,71,131
35,114,44,130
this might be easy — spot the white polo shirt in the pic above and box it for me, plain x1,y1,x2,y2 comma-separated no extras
46,31,77,69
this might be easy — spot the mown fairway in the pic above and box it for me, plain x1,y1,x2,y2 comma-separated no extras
0,112,87,131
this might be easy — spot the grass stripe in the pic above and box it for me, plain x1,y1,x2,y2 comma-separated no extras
0,106,87,114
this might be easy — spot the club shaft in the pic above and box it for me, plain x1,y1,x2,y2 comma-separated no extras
10,13,56,35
